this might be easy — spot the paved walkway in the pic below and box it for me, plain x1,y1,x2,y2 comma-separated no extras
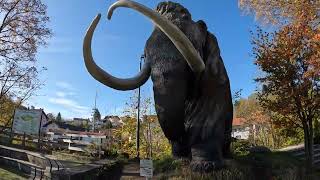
120,161,145,180
277,143,304,151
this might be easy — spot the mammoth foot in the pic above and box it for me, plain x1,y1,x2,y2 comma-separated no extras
171,140,191,159
190,160,224,173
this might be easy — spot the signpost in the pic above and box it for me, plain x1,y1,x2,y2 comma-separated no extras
12,109,43,135
140,159,153,179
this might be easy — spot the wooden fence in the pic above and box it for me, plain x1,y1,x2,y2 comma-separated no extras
0,125,111,155
0,127,69,153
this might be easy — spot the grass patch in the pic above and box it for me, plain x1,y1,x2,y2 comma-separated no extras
52,150,96,164
0,165,29,180
154,156,188,174
235,151,302,168
0,134,40,153
154,152,307,180
155,159,252,180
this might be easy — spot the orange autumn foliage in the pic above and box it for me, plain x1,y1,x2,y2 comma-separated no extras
242,0,319,171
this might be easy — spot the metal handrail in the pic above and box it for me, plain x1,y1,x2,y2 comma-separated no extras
54,159,60,170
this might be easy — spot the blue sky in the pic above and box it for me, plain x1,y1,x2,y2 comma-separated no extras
28,0,258,119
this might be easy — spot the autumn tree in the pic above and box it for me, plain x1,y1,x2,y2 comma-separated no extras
0,0,52,129
234,94,259,119
114,90,171,159
0,96,17,126
239,0,320,171
235,94,282,148
114,116,137,156
120,89,153,158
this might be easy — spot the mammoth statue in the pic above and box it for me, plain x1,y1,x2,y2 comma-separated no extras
83,0,233,172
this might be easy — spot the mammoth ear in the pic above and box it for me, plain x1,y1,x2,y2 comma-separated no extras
197,20,207,32
203,31,229,85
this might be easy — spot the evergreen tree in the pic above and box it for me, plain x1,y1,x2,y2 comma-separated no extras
56,112,62,122
92,108,101,121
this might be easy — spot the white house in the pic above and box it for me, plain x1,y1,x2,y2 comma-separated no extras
232,118,251,140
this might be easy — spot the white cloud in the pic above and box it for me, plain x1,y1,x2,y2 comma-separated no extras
45,82,91,118
48,97,89,114
39,37,73,54
56,91,75,98
56,81,75,91
56,91,66,97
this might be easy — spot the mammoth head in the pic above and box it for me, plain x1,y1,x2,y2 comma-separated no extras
156,1,192,22
83,0,205,91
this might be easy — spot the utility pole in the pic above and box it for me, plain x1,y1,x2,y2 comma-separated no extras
149,107,153,159
136,54,144,159
93,90,98,132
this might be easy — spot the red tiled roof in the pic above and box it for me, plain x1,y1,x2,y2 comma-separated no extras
48,129,108,136
233,118,246,126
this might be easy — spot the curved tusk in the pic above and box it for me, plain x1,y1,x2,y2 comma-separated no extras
107,0,205,73
83,14,151,91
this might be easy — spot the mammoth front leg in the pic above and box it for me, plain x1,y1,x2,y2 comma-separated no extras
155,102,191,158
185,99,226,172
189,121,225,172
151,65,192,158
154,94,191,158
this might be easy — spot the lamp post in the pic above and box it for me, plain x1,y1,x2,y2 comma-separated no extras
136,54,144,159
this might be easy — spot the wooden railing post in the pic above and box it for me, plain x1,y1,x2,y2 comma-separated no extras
22,132,26,148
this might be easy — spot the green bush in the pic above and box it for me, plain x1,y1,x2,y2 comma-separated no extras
0,134,11,145
231,139,253,156
103,148,118,158
115,152,130,164
154,156,184,174
314,119,320,144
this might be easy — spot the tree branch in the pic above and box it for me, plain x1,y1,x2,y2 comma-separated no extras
0,0,21,33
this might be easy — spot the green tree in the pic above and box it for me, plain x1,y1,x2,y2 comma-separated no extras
232,89,243,107
92,108,101,131
92,108,101,121
46,113,56,122
56,112,62,122
314,119,320,144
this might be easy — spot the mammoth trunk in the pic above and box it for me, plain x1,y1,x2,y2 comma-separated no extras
150,59,191,142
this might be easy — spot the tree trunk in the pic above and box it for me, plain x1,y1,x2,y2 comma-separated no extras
303,119,314,175
308,118,314,171
303,122,311,173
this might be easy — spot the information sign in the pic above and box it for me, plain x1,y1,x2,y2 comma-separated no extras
140,159,153,177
